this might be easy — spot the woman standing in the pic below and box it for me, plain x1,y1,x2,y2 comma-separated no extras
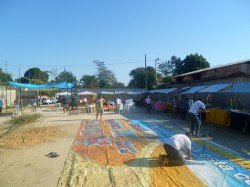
145,96,152,115
96,95,105,120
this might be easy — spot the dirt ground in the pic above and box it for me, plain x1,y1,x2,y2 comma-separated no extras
0,105,249,187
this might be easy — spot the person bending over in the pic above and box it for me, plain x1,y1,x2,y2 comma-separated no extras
189,99,207,137
159,132,192,166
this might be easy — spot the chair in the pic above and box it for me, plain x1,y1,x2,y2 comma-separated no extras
116,99,123,114
123,103,130,114
124,99,135,113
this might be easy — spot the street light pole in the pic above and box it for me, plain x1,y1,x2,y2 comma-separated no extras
5,61,7,112
145,54,147,90
155,58,159,87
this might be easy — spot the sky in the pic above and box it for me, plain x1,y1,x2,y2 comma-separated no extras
0,0,250,85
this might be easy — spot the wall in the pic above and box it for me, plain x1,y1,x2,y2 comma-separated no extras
0,87,16,108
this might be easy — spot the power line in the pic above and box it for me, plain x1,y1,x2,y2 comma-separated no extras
0,59,160,68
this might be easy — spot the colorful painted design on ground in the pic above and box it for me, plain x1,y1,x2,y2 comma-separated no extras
115,141,137,154
128,121,161,140
109,123,123,130
111,129,137,138
76,135,112,146
104,119,117,124
138,118,250,186
83,124,100,130
80,129,103,136
59,119,205,187
83,119,99,125
59,118,250,187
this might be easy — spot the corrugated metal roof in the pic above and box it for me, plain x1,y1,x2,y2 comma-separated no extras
182,85,207,94
224,82,250,92
198,83,232,93
147,88,177,94
174,59,250,77
174,86,191,93
127,91,146,95
157,88,177,93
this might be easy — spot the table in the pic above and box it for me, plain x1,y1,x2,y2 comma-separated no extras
230,109,250,133
152,101,173,112
205,108,231,127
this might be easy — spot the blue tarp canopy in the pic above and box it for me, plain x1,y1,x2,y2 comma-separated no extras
182,85,207,94
174,87,191,93
8,81,73,89
147,88,177,94
224,82,250,92
127,91,146,95
156,88,177,94
198,83,232,93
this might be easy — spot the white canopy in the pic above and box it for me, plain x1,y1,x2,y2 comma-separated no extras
77,91,97,95
56,92,71,96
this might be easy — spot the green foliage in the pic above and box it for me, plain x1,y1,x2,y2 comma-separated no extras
55,70,77,85
39,89,59,97
158,56,180,76
112,81,125,88
128,66,156,90
173,53,210,75
158,54,210,81
7,114,42,126
0,68,13,84
0,113,42,138
161,76,172,83
93,60,118,87
24,68,49,83
99,79,111,88
79,75,98,88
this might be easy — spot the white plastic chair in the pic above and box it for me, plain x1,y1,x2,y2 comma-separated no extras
116,99,123,114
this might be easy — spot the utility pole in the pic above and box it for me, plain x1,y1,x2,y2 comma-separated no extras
155,58,159,87
145,54,147,90
5,61,7,112
28,66,30,83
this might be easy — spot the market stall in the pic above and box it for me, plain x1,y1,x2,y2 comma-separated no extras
224,82,250,132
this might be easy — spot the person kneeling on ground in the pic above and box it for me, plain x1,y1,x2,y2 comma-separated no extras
159,132,192,166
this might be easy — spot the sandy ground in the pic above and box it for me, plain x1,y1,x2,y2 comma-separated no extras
0,105,249,187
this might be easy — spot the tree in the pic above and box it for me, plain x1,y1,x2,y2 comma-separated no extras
0,68,13,85
55,70,77,85
93,60,118,88
112,81,126,88
48,68,58,83
79,75,98,88
128,66,156,90
24,68,49,83
158,56,180,76
173,53,210,75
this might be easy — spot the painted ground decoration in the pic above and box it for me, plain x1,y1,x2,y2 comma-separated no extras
58,118,250,187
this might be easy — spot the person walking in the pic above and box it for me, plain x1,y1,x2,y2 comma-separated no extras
189,99,207,137
31,97,37,112
159,132,192,166
145,96,152,115
61,96,69,114
96,95,105,120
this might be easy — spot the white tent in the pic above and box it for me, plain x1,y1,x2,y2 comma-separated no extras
56,92,71,96
77,91,97,96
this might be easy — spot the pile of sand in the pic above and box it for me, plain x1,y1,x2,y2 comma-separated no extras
0,127,58,148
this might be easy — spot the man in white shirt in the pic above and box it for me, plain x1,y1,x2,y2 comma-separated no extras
189,99,207,137
159,132,192,166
